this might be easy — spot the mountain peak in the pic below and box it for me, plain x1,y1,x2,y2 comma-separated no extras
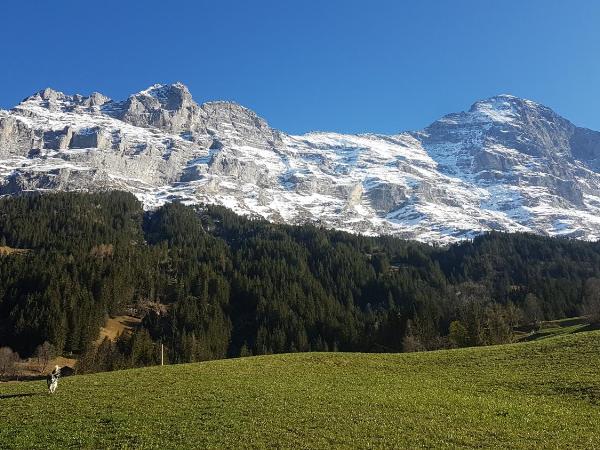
134,82,193,110
17,88,114,110
474,93,542,107
456,94,553,126
466,95,522,124
37,87,66,101
19,87,67,105
137,81,190,96
486,93,520,101
472,93,552,112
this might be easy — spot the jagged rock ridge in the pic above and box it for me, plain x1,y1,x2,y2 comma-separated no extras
1,84,600,243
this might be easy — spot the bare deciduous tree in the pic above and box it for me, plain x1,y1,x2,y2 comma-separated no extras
0,346,20,378
524,293,544,327
35,341,56,373
582,278,600,323
402,320,426,352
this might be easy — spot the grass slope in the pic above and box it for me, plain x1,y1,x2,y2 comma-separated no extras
95,315,141,345
1,331,599,449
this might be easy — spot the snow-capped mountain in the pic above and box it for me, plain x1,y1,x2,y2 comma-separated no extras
1,83,600,243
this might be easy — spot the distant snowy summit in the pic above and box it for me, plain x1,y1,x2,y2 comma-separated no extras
1,83,600,243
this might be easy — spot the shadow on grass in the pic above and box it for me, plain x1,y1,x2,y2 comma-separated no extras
0,374,47,382
0,392,41,400
573,322,600,333
521,321,599,342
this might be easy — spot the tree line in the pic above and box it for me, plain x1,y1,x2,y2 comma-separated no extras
0,191,599,373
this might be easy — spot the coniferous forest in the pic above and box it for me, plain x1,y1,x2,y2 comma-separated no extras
1,192,599,372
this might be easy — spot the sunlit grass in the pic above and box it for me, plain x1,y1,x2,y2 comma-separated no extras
1,331,599,449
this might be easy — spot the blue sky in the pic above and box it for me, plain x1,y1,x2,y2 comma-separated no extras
1,0,599,134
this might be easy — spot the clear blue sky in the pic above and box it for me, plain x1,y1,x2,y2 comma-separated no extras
1,0,599,134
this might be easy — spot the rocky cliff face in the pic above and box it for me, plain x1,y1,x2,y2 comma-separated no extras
1,85,599,243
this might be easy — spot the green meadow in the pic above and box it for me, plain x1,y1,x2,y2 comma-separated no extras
1,331,599,449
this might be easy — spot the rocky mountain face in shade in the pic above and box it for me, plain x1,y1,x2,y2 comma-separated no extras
1,83,600,243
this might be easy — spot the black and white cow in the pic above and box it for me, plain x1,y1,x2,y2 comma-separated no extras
46,365,61,394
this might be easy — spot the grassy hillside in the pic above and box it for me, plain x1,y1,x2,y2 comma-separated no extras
1,331,599,449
